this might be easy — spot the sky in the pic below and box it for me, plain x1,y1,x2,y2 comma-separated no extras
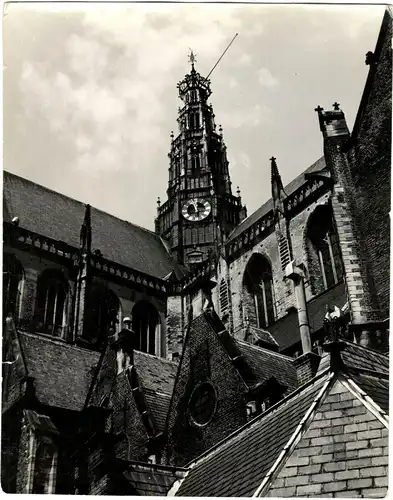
3,2,385,231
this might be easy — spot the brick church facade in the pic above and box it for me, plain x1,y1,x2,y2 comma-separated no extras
2,8,390,496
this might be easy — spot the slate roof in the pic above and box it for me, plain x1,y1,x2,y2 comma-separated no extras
176,374,328,496
3,171,177,279
120,461,187,496
144,388,172,432
133,351,178,431
340,341,389,375
134,351,178,395
19,332,100,411
338,341,389,414
246,325,279,348
236,341,297,394
350,372,389,413
226,156,326,243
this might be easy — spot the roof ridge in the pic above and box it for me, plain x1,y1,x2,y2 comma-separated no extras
185,369,330,469
237,339,294,360
4,169,156,236
19,330,100,357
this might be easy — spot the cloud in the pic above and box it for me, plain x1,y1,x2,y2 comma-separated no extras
221,103,272,129
257,68,278,88
239,53,252,65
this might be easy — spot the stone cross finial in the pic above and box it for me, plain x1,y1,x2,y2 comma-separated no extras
270,156,276,163
314,105,324,113
332,102,340,111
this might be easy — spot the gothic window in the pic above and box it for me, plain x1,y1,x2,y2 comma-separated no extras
243,254,275,329
3,253,24,320
132,301,160,355
306,205,343,294
189,112,200,130
86,285,120,346
32,441,57,494
191,154,200,172
34,270,69,337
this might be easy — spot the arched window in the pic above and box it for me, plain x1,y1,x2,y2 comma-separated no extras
3,253,24,320
34,270,69,337
306,205,343,295
191,154,200,172
86,285,120,347
132,301,160,355
243,254,275,329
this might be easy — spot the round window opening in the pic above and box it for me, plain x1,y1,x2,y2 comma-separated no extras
189,382,217,426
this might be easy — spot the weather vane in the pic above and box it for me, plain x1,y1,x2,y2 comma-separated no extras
188,49,197,66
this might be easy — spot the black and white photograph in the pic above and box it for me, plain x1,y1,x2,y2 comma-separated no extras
2,2,390,496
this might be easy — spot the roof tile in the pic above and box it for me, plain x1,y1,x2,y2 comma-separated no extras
19,332,100,411
4,171,177,279
176,375,328,496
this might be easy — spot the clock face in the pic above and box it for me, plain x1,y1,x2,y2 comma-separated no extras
182,198,211,221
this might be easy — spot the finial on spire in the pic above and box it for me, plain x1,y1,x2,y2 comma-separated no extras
314,105,324,113
219,124,223,136
332,102,340,111
236,186,241,198
157,197,161,208
188,49,197,69
170,131,174,142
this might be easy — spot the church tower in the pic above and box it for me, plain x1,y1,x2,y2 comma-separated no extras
155,53,245,268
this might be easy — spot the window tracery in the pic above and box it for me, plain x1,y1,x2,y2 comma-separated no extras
34,269,68,337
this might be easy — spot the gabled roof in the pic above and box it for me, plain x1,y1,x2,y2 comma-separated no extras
175,374,329,496
3,171,177,279
236,340,297,394
226,156,326,243
19,332,100,411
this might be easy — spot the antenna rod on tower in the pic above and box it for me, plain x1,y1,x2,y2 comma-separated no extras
206,33,238,79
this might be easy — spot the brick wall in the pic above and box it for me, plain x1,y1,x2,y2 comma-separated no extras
165,314,248,466
268,379,388,498
347,10,392,318
166,295,185,359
